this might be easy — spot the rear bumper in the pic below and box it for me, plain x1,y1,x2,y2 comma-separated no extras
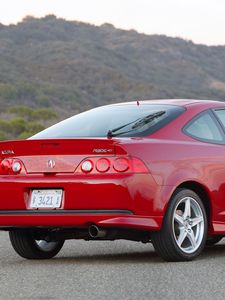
0,173,164,231
0,210,162,231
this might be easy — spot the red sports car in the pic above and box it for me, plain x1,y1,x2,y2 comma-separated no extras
1,99,225,261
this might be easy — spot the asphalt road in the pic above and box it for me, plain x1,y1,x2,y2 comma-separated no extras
0,231,225,300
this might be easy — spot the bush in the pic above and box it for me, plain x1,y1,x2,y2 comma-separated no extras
0,105,58,140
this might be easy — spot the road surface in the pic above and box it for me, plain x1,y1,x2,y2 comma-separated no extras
0,231,225,299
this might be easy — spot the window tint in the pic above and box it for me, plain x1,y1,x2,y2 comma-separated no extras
184,111,223,142
31,104,185,139
214,109,225,128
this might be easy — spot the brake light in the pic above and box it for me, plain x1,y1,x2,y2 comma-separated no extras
96,158,110,173
76,156,149,174
113,157,129,172
0,159,12,173
0,158,24,175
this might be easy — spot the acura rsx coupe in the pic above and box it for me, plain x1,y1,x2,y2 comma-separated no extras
1,99,225,261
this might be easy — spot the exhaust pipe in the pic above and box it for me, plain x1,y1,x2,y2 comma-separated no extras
88,225,107,238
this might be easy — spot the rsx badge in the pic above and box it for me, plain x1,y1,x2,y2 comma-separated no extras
93,149,113,153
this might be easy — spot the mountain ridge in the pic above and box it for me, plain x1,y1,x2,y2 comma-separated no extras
0,15,225,138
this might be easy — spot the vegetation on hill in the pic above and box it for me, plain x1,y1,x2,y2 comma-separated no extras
0,106,58,140
0,15,225,139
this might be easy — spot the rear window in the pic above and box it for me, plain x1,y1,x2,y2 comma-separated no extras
31,104,185,139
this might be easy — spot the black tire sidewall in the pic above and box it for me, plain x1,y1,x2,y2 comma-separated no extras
9,229,64,259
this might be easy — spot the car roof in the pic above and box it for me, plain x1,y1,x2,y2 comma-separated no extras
109,99,225,108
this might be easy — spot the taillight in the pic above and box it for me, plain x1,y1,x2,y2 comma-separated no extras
113,157,129,173
76,156,149,174
96,158,110,173
0,158,24,175
12,161,22,173
0,159,12,173
81,160,93,173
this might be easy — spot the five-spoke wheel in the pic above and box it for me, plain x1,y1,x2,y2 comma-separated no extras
173,196,204,254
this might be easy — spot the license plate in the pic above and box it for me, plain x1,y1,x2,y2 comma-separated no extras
30,189,63,209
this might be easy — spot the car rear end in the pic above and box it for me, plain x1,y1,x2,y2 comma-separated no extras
0,138,161,231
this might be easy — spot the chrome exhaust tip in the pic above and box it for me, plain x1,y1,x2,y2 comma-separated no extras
88,225,107,238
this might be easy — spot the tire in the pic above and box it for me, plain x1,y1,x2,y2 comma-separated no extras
9,229,64,259
206,236,223,246
151,188,207,261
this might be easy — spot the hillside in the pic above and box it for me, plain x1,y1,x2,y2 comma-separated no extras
0,15,225,139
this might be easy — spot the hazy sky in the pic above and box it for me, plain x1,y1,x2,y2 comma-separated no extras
1,0,225,45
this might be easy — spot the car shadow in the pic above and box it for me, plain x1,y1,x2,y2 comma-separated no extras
6,242,225,266
54,243,225,264
200,243,225,258
55,250,162,264
8,249,163,266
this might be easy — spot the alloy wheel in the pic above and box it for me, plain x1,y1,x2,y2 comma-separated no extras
172,196,204,254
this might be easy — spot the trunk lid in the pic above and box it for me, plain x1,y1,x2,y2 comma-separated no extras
0,139,126,174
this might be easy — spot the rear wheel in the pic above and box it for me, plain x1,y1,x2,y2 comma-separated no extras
9,229,64,259
152,188,207,261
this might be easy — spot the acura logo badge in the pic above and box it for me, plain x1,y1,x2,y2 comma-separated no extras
47,159,56,168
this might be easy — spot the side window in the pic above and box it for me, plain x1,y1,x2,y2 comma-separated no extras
184,111,224,143
214,109,225,128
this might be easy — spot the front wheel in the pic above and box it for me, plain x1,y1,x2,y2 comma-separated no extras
152,189,207,261
9,229,64,259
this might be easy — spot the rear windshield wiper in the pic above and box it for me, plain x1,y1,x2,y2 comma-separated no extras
107,111,166,138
